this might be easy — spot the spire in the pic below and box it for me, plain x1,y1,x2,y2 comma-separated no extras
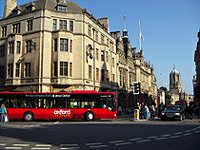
122,15,128,38
124,15,127,31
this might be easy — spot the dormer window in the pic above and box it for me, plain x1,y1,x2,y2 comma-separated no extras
26,5,33,12
12,7,21,16
57,5,67,12
12,10,19,16
26,3,35,12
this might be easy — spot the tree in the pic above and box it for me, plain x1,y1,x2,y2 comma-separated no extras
160,86,172,105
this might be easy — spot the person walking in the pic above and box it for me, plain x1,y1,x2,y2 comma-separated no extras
143,104,149,120
118,105,122,116
0,103,7,127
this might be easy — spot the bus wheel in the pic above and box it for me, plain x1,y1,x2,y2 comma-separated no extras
24,112,34,121
85,112,94,121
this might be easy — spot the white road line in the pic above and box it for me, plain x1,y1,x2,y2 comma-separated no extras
54,121,60,125
155,137,167,141
35,144,52,147
13,144,30,147
183,133,192,136
161,134,171,137
89,145,108,148
128,138,143,141
5,147,22,150
185,129,192,132
194,130,200,133
60,147,80,149
109,140,124,144
60,144,78,147
0,143,6,146
115,142,132,146
169,135,180,139
147,136,158,139
174,132,183,135
85,142,102,146
31,148,50,150
136,139,151,143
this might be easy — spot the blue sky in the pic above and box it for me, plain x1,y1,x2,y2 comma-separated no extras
0,0,200,94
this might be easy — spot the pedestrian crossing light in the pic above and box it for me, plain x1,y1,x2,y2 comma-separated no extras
133,82,140,95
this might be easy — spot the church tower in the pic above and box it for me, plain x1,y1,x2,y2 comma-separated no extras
169,67,182,94
4,0,17,18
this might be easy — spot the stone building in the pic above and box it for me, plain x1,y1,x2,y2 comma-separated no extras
194,30,200,103
0,0,157,108
111,26,157,108
0,0,117,92
169,67,182,103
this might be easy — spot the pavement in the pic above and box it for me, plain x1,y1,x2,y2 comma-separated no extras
116,113,200,124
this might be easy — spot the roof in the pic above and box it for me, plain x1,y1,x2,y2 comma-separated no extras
170,67,180,74
6,0,83,17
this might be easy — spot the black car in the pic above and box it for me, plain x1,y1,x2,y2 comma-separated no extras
161,105,185,121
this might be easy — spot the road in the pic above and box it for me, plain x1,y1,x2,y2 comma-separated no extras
0,118,200,150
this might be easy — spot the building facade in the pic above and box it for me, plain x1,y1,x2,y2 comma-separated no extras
0,0,117,92
0,0,157,108
111,27,157,108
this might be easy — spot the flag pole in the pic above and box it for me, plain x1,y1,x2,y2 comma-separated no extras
139,20,141,50
139,20,144,50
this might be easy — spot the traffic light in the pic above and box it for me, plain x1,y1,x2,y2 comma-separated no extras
133,82,140,95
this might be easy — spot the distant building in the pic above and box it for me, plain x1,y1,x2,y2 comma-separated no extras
169,67,182,103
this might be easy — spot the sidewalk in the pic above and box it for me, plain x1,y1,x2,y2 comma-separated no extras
116,113,200,123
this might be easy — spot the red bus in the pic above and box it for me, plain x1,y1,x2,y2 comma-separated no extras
0,90,117,121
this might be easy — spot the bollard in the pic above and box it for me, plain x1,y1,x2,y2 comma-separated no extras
134,109,139,120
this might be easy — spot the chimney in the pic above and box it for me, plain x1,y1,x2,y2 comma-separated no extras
98,17,110,32
4,0,17,18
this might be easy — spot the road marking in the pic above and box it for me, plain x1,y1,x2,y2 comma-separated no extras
0,143,6,146
61,147,80,149
136,139,151,143
5,147,22,149
13,144,30,147
60,144,78,147
174,132,183,135
109,140,124,144
147,136,158,139
183,133,192,136
85,142,102,146
155,137,167,141
161,134,171,137
169,135,180,139
60,144,80,149
35,144,52,147
185,129,192,132
128,138,143,141
31,148,50,150
194,130,200,133
115,142,132,146
89,145,108,148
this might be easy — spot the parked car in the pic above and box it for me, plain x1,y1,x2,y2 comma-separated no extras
161,105,185,121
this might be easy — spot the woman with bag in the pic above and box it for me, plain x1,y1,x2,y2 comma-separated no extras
0,103,8,127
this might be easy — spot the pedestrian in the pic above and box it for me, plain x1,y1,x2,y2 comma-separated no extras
150,105,156,120
0,103,8,127
118,105,122,116
143,104,149,120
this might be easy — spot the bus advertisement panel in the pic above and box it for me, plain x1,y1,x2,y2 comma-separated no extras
0,91,117,121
